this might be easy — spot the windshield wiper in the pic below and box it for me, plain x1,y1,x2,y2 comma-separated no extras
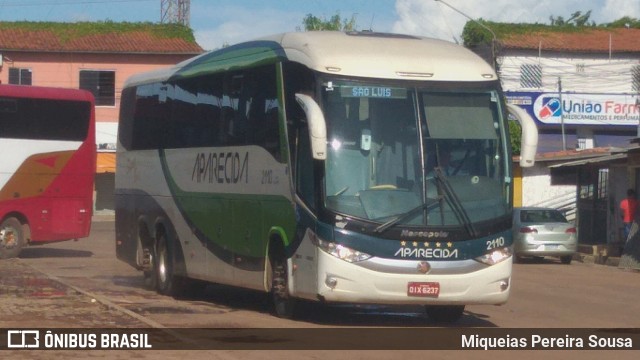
433,167,478,237
374,196,442,233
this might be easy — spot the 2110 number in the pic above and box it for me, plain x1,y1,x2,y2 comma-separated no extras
486,236,505,250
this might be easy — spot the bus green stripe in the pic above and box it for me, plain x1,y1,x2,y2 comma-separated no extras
172,41,287,80
158,149,296,259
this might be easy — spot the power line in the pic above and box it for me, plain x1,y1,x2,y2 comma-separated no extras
0,0,153,6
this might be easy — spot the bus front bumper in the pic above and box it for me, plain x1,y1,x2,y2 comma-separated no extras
312,250,512,306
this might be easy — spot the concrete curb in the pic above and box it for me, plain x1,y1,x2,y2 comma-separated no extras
92,214,115,222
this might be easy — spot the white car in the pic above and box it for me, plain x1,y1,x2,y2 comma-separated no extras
512,207,577,264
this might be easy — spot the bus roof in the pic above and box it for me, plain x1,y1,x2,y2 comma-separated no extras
124,31,496,87
0,84,95,103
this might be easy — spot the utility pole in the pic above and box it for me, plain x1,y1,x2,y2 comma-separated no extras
161,0,191,27
558,77,566,151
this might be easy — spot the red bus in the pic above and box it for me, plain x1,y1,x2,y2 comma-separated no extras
0,84,96,258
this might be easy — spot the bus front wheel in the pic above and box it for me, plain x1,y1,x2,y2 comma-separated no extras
0,217,25,259
269,246,296,318
425,305,465,323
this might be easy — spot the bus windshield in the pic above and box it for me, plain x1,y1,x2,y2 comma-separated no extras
322,79,509,228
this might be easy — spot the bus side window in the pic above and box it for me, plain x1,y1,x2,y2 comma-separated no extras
196,74,224,147
194,101,219,147
118,87,136,150
264,106,281,159
171,82,197,149
241,65,281,159
132,83,172,150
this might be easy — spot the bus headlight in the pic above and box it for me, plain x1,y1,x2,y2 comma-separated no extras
317,239,372,263
475,247,512,266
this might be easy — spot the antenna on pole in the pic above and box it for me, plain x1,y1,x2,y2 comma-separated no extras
161,0,191,27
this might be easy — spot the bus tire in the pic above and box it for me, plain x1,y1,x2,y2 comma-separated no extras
0,217,25,259
425,305,465,323
143,250,157,289
269,242,296,318
138,225,157,289
155,230,181,296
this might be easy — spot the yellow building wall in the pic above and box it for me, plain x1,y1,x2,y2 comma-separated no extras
513,165,523,207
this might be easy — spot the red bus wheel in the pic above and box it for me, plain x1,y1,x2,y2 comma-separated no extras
0,217,25,259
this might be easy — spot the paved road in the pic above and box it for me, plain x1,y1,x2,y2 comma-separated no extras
1,220,639,359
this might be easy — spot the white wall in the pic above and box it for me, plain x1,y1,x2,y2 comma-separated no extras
96,122,118,151
499,54,638,94
521,162,575,207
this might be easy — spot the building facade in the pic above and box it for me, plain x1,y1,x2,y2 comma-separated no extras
497,27,640,153
0,22,204,210
485,25,640,250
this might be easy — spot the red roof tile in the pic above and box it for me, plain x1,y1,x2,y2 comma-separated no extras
500,28,640,53
0,22,203,54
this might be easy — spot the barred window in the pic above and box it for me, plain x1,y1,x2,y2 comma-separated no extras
520,64,542,89
9,68,32,85
79,70,115,106
632,65,640,92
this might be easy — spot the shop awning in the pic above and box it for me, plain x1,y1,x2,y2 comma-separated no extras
548,153,627,169
96,152,116,173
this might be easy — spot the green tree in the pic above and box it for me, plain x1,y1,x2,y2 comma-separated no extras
605,16,640,28
301,13,357,31
461,19,494,47
549,10,595,27
509,120,522,155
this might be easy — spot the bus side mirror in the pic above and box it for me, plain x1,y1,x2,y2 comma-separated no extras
507,103,538,167
295,93,327,160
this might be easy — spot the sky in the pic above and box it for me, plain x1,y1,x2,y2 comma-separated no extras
0,0,638,50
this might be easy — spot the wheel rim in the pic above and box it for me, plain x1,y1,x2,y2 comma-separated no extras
158,241,168,285
0,226,18,249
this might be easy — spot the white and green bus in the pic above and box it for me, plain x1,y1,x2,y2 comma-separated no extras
115,31,537,322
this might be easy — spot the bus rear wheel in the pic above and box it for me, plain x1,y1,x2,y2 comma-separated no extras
155,231,179,296
425,305,465,323
0,217,25,259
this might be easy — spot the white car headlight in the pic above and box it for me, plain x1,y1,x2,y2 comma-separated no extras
475,247,512,266
317,238,372,263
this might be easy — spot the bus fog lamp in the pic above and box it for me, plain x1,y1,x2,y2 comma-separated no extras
475,247,512,266
317,239,372,263
325,276,338,289
499,279,509,291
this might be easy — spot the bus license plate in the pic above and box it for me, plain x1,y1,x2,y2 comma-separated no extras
407,282,440,297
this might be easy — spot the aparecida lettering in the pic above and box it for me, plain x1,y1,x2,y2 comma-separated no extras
394,247,459,259
192,151,249,184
